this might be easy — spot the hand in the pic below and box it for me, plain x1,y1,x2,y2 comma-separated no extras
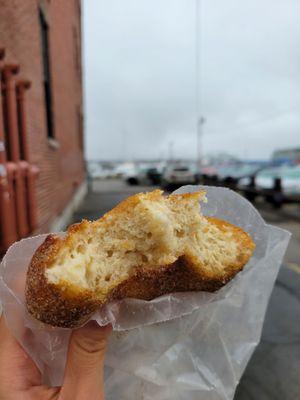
0,315,111,400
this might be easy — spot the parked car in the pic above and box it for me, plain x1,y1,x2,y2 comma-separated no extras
280,165,300,195
196,165,219,185
125,165,164,186
218,163,264,187
87,165,110,179
126,167,149,185
240,166,300,207
162,165,197,189
254,167,283,190
146,167,163,185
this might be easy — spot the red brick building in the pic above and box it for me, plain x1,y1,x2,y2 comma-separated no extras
0,0,85,255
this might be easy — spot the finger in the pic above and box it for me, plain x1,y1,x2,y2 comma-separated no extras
0,317,60,399
0,315,42,392
60,322,112,400
28,385,60,400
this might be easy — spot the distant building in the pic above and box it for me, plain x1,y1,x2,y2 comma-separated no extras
202,153,240,166
0,1,85,255
272,148,300,165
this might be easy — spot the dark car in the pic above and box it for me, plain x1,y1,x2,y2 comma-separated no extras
146,168,162,185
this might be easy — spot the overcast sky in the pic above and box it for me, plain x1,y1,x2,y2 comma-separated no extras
83,0,300,161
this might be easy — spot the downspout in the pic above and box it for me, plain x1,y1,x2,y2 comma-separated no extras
16,80,39,232
2,64,29,237
0,50,18,252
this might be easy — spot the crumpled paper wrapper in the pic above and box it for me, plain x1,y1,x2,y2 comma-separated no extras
0,186,290,400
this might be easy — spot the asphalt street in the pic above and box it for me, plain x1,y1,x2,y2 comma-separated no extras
73,179,300,400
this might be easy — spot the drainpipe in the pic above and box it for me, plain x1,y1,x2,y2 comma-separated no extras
0,51,18,251
0,48,6,160
16,80,39,232
2,64,29,237
0,50,7,165
27,165,39,232
1,65,20,161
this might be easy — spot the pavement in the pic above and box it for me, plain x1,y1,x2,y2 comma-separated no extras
73,179,300,400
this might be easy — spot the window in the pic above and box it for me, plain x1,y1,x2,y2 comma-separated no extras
77,105,83,150
73,26,81,77
74,0,82,78
39,9,54,139
16,94,25,160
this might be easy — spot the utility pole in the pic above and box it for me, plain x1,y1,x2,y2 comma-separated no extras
121,129,126,162
197,116,205,168
168,141,174,162
195,0,205,170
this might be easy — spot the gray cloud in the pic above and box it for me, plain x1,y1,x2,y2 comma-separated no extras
83,0,300,161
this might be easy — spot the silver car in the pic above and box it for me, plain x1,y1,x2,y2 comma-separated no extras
163,165,197,188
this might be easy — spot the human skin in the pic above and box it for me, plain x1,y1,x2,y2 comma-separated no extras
0,315,111,400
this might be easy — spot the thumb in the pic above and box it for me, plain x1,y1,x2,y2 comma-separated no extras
60,322,112,400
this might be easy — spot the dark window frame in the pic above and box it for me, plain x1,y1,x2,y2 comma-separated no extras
16,95,25,160
76,105,83,151
73,26,81,77
39,8,55,139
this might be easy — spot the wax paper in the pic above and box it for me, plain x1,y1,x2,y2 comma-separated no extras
0,186,290,399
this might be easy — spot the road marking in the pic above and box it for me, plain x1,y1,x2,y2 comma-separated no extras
286,263,300,275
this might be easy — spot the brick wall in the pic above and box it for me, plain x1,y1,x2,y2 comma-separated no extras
0,0,85,233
